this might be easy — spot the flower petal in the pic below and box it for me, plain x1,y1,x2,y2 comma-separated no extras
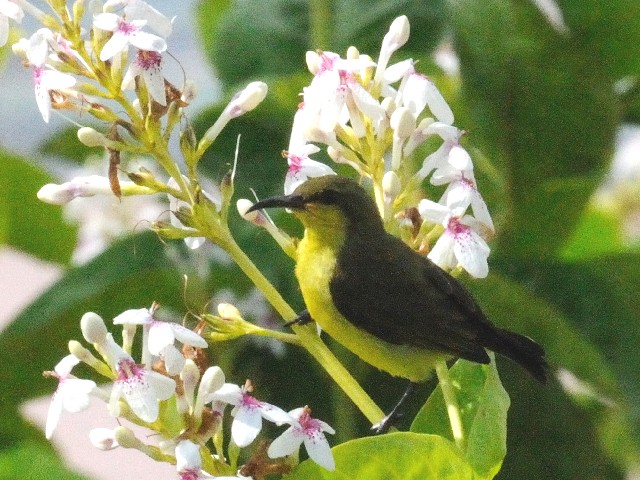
45,391,63,439
129,30,166,53
99,33,129,61
303,433,335,471
54,354,80,376
147,321,175,354
113,307,153,325
453,228,490,278
169,323,208,348
232,406,262,447
60,378,96,412
267,427,303,459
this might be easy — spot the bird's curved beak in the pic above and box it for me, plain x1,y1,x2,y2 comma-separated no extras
246,194,306,213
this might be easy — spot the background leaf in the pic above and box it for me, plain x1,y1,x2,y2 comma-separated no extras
0,150,76,264
286,432,474,479
411,357,509,480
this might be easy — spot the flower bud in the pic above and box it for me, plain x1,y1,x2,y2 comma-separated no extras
237,199,262,225
180,359,200,404
37,175,111,205
193,366,225,421
376,15,410,83
305,50,321,75
346,46,359,60
113,426,142,449
226,81,268,119
217,303,243,322
390,106,415,140
382,171,401,204
383,15,410,54
77,127,114,148
199,366,225,399
89,428,119,450
80,312,108,343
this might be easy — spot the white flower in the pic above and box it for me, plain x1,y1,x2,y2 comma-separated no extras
284,143,336,195
302,51,383,137
400,72,454,125
267,406,336,471
20,30,76,122
437,172,494,233
417,123,471,180
0,0,23,47
418,200,490,278
113,307,207,375
100,334,176,422
122,49,166,105
175,440,215,479
210,382,290,448
93,12,167,61
45,354,97,439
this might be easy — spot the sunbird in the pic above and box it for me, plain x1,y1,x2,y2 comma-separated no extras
248,176,546,430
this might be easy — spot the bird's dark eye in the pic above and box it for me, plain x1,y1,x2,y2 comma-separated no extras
310,188,339,205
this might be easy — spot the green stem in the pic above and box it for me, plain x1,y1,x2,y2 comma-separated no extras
308,0,332,50
435,360,466,451
248,328,301,346
219,232,384,424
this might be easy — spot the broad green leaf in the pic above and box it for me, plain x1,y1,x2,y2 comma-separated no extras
0,150,76,263
36,126,97,164
504,254,640,469
199,0,446,87
560,204,627,261
466,271,638,475
0,442,90,480
449,0,616,258
466,273,620,399
557,0,640,78
0,232,185,406
411,357,509,480
286,432,474,479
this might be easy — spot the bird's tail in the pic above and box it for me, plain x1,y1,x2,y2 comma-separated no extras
489,328,548,383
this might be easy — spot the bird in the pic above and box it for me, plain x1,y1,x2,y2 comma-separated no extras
247,175,547,431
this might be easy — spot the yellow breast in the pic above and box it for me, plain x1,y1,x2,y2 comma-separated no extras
295,217,446,382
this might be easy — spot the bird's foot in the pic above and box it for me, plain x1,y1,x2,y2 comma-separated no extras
371,411,403,435
370,382,419,435
284,309,314,328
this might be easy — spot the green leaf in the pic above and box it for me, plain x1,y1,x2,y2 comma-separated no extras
0,150,76,263
449,0,617,258
411,357,509,480
560,204,627,261
557,0,640,78
466,272,620,398
0,232,184,406
36,126,97,164
466,271,638,474
0,442,90,480
199,0,446,87
286,432,474,479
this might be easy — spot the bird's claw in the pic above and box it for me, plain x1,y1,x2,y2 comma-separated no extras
371,411,403,435
284,310,314,328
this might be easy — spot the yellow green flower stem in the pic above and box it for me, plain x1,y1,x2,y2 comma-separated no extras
217,231,385,425
435,360,466,451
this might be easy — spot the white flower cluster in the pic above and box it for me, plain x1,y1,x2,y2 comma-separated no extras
10,0,172,122
45,306,336,477
281,15,494,278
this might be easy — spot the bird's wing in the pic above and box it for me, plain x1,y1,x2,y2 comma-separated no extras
329,233,491,363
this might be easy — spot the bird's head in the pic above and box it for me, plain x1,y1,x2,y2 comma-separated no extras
247,176,384,233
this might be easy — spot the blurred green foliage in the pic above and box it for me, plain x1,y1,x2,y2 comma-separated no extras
2,0,640,478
